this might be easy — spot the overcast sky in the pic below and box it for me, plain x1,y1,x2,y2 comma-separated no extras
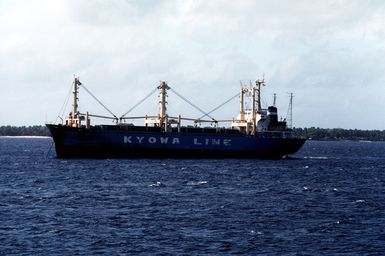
1,0,385,129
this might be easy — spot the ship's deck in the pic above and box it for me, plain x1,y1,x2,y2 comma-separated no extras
91,124,242,134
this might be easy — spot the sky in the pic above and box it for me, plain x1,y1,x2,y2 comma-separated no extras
1,0,385,129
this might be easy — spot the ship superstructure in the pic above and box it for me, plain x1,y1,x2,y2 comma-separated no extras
231,79,287,135
47,77,306,158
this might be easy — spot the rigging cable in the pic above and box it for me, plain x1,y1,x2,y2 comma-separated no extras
169,88,216,121
55,83,73,124
120,87,158,119
197,92,239,120
81,84,118,120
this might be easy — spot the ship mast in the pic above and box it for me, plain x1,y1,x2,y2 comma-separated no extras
252,86,256,134
231,78,266,135
158,81,170,130
239,87,246,121
72,77,81,119
143,81,172,131
253,78,265,134
158,81,169,122
255,78,265,113
65,77,82,128
287,92,293,129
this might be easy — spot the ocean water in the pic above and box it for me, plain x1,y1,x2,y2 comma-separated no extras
0,138,385,255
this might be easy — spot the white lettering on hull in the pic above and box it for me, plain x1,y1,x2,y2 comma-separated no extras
193,138,202,145
124,136,132,143
123,136,231,146
137,137,144,143
223,139,231,146
160,137,168,144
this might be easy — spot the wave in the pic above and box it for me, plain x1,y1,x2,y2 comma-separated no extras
186,181,208,186
149,181,164,187
304,156,328,160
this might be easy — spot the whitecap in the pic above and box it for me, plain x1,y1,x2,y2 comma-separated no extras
149,181,163,187
304,156,328,160
186,181,208,186
250,230,263,235
355,199,365,203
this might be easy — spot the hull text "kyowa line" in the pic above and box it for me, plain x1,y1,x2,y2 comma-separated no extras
123,136,231,146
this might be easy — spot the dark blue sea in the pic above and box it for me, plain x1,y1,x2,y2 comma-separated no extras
1,137,385,255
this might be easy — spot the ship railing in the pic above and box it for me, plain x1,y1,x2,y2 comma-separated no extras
120,115,158,120
79,113,119,122
120,115,234,125
176,117,234,125
83,112,247,130
85,113,118,120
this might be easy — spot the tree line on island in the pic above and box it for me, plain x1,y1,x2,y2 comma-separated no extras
293,127,385,141
0,125,50,137
1,125,385,141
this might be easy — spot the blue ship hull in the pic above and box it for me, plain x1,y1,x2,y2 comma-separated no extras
47,124,306,159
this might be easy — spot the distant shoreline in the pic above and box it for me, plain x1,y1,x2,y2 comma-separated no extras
0,136,51,138
0,125,50,137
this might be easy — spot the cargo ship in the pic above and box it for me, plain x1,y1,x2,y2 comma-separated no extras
47,78,306,158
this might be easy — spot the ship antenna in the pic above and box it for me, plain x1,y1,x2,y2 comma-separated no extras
273,93,277,107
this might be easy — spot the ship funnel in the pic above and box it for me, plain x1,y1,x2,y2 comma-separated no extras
267,106,278,123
